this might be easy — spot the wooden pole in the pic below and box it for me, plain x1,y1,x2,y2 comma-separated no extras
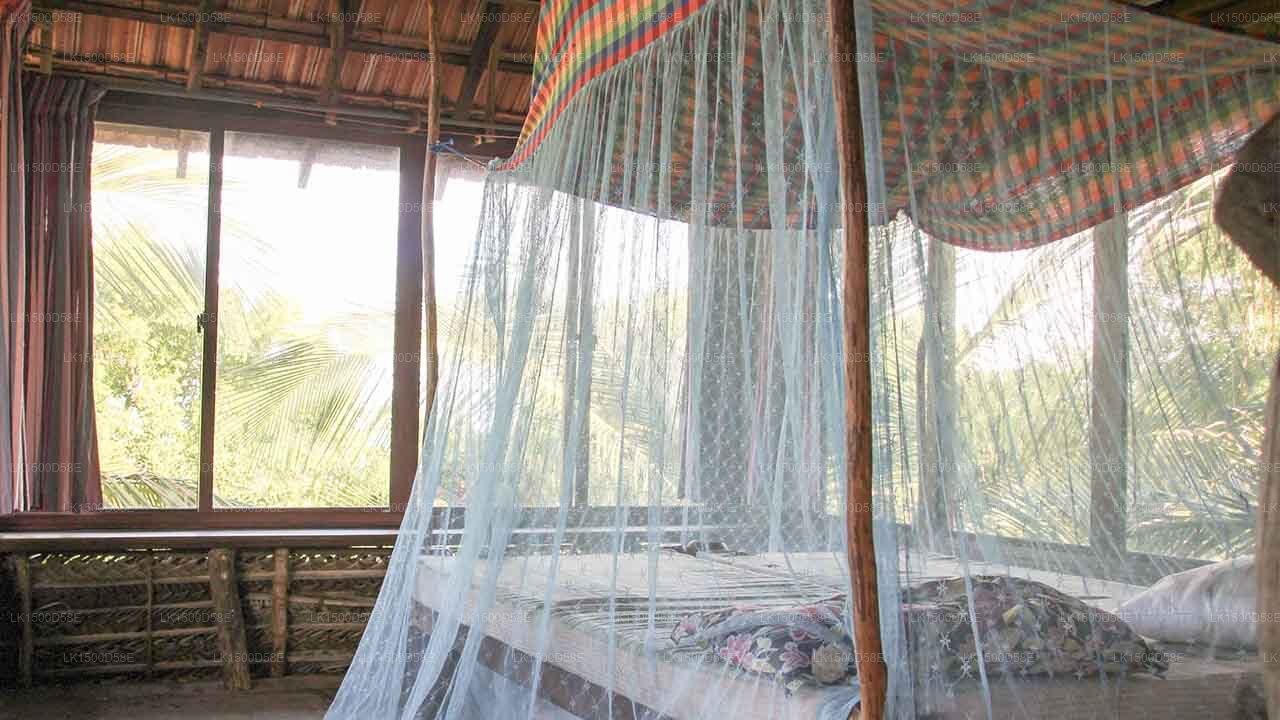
1215,111,1280,720
207,548,251,690
322,0,351,126
185,0,214,91
1088,214,1129,570
563,202,582,496
271,548,289,677
573,203,595,506
390,139,425,510
144,552,154,678
421,0,441,427
918,238,955,549
13,555,32,687
826,3,886,718
197,127,224,513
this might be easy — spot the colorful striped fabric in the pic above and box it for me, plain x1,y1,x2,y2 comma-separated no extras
871,0,1280,249
499,0,713,171
500,0,1280,249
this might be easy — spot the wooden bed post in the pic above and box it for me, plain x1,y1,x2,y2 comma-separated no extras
1214,112,1280,720
827,3,887,719
391,0,440,512
422,0,442,427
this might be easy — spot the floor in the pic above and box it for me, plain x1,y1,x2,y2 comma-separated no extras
0,678,337,720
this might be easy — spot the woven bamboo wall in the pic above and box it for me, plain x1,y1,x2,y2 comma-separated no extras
0,546,390,688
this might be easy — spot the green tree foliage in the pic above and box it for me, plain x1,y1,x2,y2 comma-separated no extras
896,174,1279,560
92,142,392,509
90,142,1277,561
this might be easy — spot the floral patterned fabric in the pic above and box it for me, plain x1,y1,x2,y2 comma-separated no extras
671,595,854,694
671,576,1167,694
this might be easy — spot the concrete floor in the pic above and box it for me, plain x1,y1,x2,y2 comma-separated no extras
0,678,337,720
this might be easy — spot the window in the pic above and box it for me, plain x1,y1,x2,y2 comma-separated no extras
92,124,210,509
214,133,400,508
79,119,425,523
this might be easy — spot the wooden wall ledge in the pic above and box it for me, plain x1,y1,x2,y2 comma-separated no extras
0,528,399,552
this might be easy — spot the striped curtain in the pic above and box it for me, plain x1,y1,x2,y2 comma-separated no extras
1,71,107,514
0,0,31,514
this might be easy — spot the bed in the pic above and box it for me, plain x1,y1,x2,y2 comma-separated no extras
410,549,1260,719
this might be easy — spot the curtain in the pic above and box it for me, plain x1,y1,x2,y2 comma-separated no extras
0,0,30,514
3,74,107,513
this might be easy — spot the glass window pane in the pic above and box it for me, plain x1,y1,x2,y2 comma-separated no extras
91,122,210,509
215,132,400,508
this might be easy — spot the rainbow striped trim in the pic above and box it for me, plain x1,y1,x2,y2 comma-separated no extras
498,0,1280,248
497,0,709,171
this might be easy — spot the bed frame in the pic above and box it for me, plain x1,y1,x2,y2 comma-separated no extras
410,549,1260,719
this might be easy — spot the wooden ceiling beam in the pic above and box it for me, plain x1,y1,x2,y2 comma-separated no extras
322,0,353,125
33,0,535,75
452,1,508,118
185,0,213,90
32,55,527,131
483,39,499,143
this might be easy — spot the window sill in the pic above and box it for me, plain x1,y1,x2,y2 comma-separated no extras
0,508,405,533
0,526,400,552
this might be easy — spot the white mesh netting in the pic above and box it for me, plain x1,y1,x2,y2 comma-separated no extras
327,1,1280,718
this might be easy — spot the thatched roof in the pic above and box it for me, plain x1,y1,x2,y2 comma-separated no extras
24,0,541,159
20,0,1279,166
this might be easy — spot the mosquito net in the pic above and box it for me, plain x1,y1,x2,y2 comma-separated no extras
326,1,1280,718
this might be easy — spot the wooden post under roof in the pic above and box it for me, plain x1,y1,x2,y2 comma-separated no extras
186,0,214,91
197,128,225,513
207,548,251,690
485,41,501,143
826,2,887,718
1088,214,1129,570
918,238,955,550
323,0,352,126
421,0,441,429
567,199,595,506
176,130,190,178
144,552,154,678
271,548,289,677
390,139,425,512
13,554,32,687
297,140,317,189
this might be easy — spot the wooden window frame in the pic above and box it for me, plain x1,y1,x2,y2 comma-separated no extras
0,93,426,531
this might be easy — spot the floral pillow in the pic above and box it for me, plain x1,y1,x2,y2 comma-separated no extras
903,575,1168,681
671,595,855,694
671,576,1167,694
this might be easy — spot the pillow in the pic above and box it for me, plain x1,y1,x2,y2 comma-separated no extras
903,575,1167,680
1116,555,1256,649
671,595,855,694
672,576,1166,693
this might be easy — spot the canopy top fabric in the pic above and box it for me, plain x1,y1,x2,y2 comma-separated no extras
500,0,1280,249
